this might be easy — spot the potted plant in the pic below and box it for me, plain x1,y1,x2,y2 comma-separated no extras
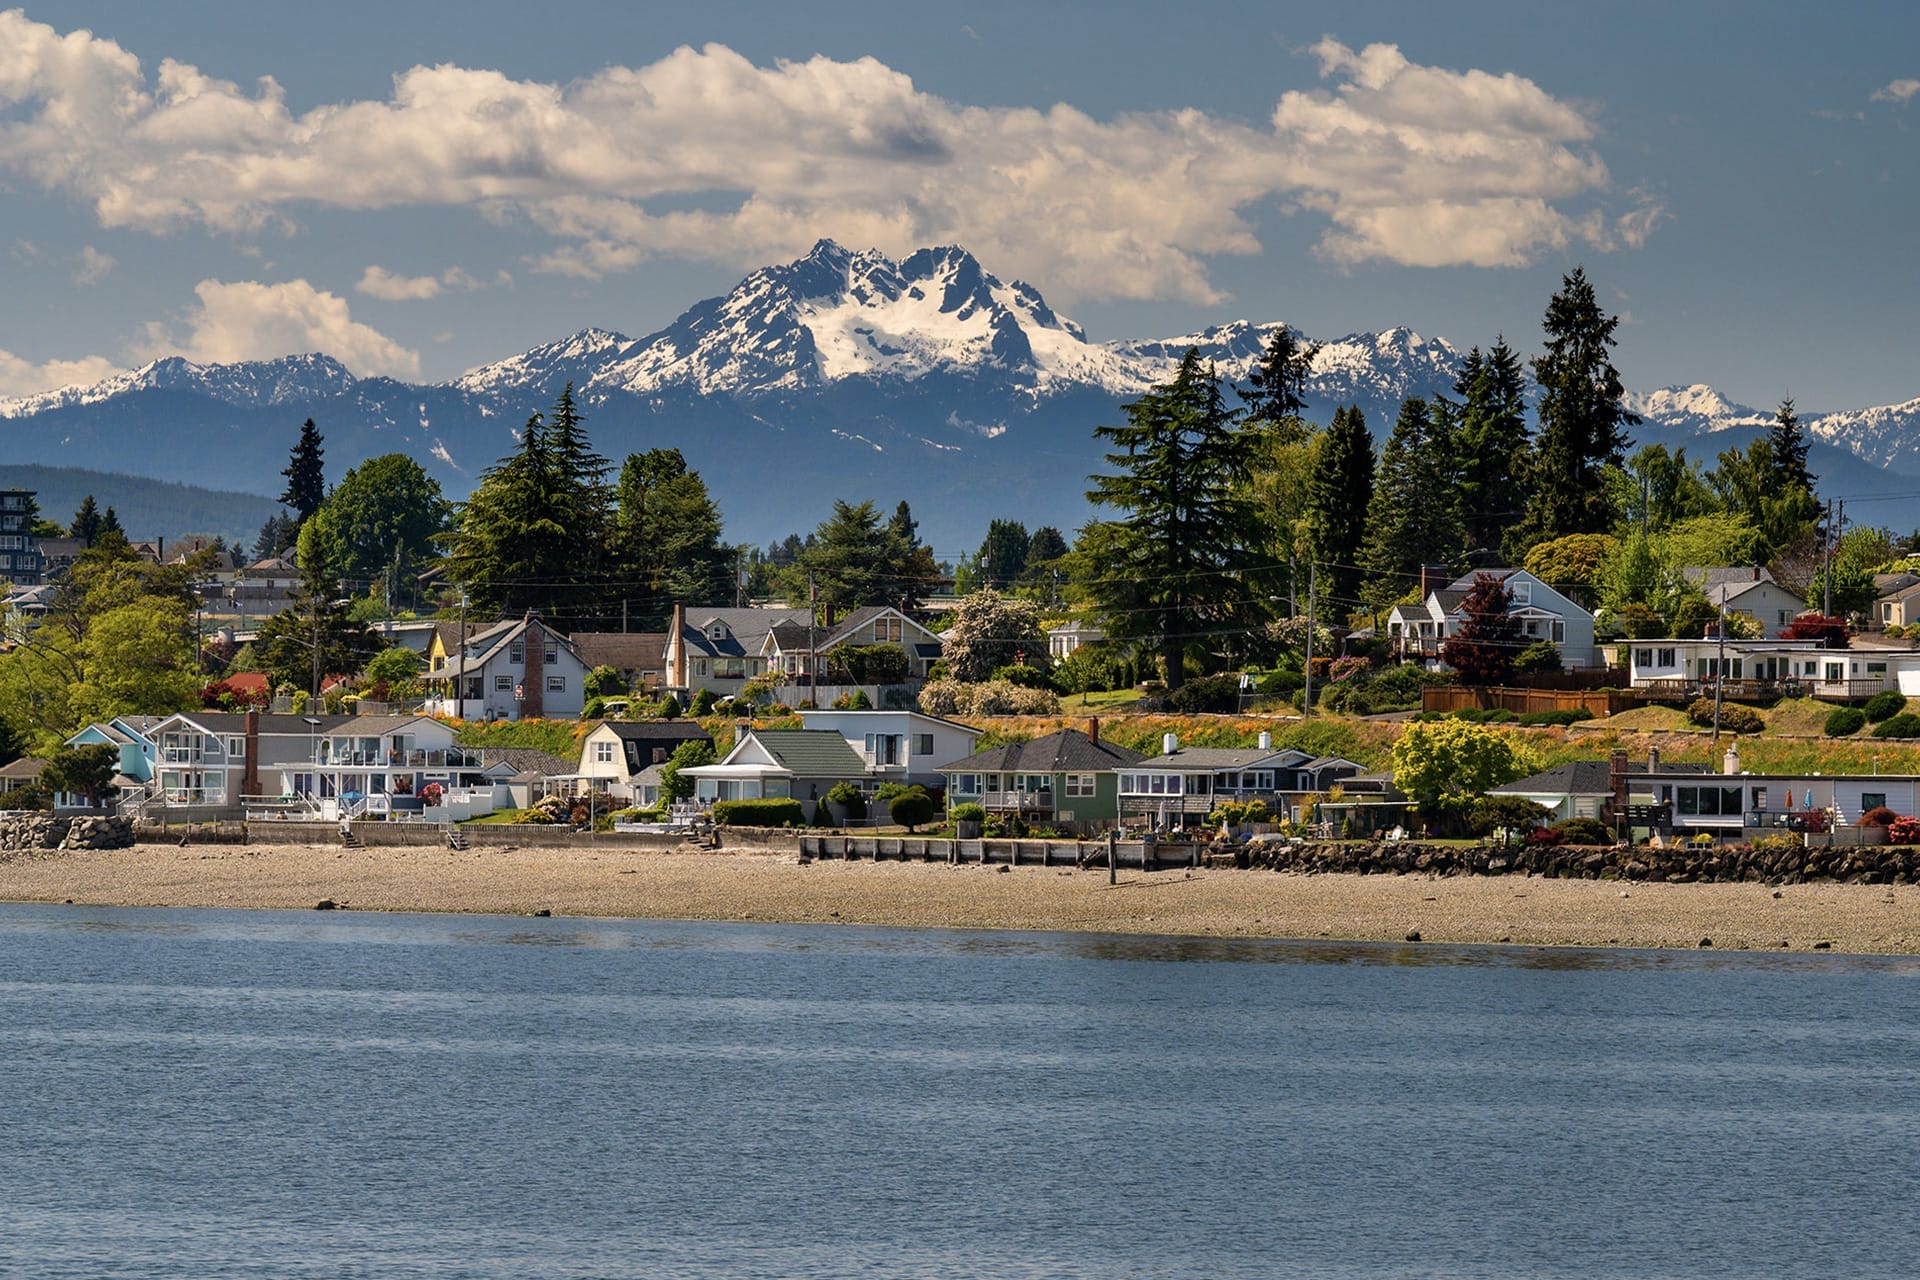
951,802,986,839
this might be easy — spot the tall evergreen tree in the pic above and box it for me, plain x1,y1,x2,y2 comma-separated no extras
886,501,941,613
789,500,908,618
1509,271,1637,559
1304,405,1374,615
1076,350,1260,689
1767,397,1814,492
253,513,297,562
1239,324,1320,444
977,519,1031,591
1450,337,1531,564
1361,398,1464,606
612,448,733,627
98,506,125,546
69,495,101,547
279,419,327,524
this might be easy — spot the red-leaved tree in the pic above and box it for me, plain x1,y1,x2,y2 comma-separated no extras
1780,613,1849,648
1441,573,1521,686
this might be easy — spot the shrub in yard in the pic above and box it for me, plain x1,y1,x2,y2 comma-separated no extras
1863,690,1907,722
1517,708,1595,726
1890,816,1920,845
713,798,807,828
689,688,718,716
1551,816,1615,846
826,780,867,819
949,803,986,824
1856,805,1898,829
1872,713,1920,739
1685,698,1764,734
1168,674,1242,713
1468,796,1551,836
888,786,938,832
1824,707,1868,736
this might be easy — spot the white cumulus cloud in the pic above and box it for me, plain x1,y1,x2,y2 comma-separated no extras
1872,77,1920,104
355,264,490,300
0,349,120,398
139,278,420,378
0,13,1650,300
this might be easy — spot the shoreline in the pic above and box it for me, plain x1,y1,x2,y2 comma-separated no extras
2,841,1918,956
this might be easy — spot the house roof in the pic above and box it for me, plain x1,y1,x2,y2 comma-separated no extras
1433,589,1468,613
937,728,1145,774
481,747,575,778
1131,747,1300,771
1682,565,1776,591
572,632,668,673
593,721,713,745
433,616,583,680
1875,572,1920,595
680,606,811,658
0,757,46,781
1444,568,1520,591
740,729,866,776
1489,759,1714,799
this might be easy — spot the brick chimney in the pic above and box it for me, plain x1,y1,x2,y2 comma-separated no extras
1419,563,1450,600
521,616,545,719
1087,716,1100,745
1607,748,1629,825
672,603,688,688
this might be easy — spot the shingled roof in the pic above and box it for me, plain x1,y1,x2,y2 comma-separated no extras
936,728,1144,774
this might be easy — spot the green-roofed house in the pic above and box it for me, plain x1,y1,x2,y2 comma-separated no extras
936,726,1146,825
681,727,869,818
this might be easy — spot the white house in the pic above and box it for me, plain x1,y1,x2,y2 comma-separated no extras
1118,735,1362,826
761,605,946,686
1047,621,1106,661
1624,638,1919,701
1386,568,1598,669
663,604,812,698
797,709,983,788
1681,566,1807,639
424,614,592,721
681,728,867,815
576,720,715,801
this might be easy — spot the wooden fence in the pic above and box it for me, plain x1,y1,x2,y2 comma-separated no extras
1421,685,1638,718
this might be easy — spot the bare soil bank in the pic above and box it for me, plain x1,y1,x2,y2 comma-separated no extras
3,842,1917,955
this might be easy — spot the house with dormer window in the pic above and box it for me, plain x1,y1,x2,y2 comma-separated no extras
423,614,590,721
662,604,812,697
1386,568,1597,669
761,605,945,685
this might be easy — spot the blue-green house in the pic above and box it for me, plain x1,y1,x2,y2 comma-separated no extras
65,715,165,786
936,727,1145,824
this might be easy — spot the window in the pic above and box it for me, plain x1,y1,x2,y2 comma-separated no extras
510,644,524,664
951,774,979,795
544,648,558,664
865,733,905,766
593,742,614,764
912,733,934,756
1752,788,1767,812
1862,793,1888,813
874,616,903,643
1658,648,1676,668
1552,619,1566,643
1065,774,1096,797
1251,770,1274,790
546,675,566,692
1636,649,1654,666
1509,580,1531,603
1525,620,1540,637
495,675,513,691
225,736,245,759
1867,662,1887,674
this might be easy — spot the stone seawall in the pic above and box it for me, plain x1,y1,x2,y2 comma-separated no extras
1219,839,1920,885
0,814,134,853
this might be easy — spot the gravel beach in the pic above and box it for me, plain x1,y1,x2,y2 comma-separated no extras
4,840,1920,955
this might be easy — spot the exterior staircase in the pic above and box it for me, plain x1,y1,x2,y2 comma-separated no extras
444,825,469,851
340,820,363,849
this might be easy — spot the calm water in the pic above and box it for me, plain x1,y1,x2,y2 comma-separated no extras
3,906,1918,1279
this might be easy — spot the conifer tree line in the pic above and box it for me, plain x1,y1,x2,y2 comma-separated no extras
1069,266,1835,688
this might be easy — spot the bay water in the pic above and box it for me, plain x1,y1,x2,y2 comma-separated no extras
3,903,1918,1278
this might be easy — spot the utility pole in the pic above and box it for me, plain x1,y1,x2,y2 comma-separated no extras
1712,597,1726,742
1641,470,1651,539
1821,499,1835,617
456,592,468,721
310,588,322,701
807,569,818,704
1302,560,1317,718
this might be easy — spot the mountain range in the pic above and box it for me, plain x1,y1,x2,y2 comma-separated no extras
4,239,1916,550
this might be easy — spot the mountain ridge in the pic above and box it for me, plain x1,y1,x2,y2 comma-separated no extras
3,239,1916,547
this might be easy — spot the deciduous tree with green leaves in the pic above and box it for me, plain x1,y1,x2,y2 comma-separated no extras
1391,719,1539,815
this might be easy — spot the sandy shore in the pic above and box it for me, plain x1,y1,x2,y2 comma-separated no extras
2,841,1918,955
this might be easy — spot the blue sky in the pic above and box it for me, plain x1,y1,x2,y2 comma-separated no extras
0,1,1915,411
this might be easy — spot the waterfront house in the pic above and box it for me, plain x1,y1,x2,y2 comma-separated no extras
1624,637,1920,701
680,728,868,817
1874,576,1920,631
1118,734,1362,826
1488,751,1712,823
937,726,1145,825
0,757,46,799
65,715,165,789
576,720,715,802
1047,620,1106,661
760,604,945,692
797,708,982,789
